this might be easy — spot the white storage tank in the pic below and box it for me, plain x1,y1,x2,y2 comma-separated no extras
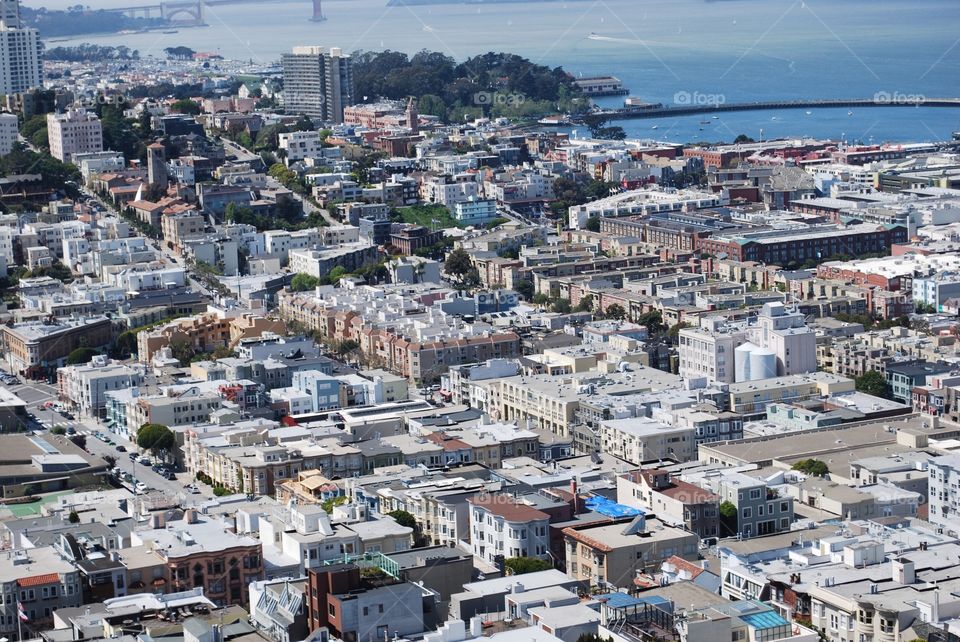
735,342,758,382
749,347,777,380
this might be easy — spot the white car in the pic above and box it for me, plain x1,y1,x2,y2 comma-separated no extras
135,482,148,494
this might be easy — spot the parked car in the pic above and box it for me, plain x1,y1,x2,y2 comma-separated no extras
135,482,147,494
139,456,151,466
128,452,138,460
116,445,127,452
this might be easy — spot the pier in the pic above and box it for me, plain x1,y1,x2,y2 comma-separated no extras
573,97,960,122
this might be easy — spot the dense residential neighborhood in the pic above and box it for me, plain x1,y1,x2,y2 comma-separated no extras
0,5,958,642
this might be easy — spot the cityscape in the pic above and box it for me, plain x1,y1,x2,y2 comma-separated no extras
0,3,957,642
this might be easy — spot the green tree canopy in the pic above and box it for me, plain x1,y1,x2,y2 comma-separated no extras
584,216,601,232
504,557,552,575
856,370,890,398
792,459,829,477
604,303,627,320
137,423,175,454
170,98,200,115
290,273,320,292
68,510,80,524
719,500,738,537
444,247,473,278
387,509,418,530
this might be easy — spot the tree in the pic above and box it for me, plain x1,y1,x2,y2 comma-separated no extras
321,496,347,513
336,340,360,356
719,500,738,537
51,426,67,435
515,280,534,301
584,216,601,232
113,330,138,359
855,370,890,398
66,347,99,365
68,510,80,524
668,322,691,342
69,434,87,450
388,509,426,546
388,509,417,529
168,339,194,366
792,459,830,477
504,557,553,575
290,273,320,292
604,303,627,320
733,134,756,144
170,98,200,115
636,309,666,333
550,298,572,314
444,248,473,280
137,423,175,455
574,294,594,313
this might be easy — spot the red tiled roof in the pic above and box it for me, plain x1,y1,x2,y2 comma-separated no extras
663,555,705,578
17,573,60,587
469,494,549,522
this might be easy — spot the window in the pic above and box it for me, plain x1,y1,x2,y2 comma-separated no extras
743,507,752,518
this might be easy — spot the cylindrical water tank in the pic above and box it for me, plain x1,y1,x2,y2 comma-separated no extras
750,347,777,380
735,342,757,382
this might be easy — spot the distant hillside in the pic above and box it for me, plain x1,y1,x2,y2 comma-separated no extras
23,6,165,37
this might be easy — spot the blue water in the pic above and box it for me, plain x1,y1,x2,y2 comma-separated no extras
34,0,960,143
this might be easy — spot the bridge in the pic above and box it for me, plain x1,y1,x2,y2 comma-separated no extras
576,97,960,122
104,0,324,25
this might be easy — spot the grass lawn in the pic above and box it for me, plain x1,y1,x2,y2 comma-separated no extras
395,204,462,229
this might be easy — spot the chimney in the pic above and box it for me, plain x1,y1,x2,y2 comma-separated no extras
933,588,940,623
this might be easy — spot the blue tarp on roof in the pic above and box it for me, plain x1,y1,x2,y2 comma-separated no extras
597,593,673,613
584,496,643,519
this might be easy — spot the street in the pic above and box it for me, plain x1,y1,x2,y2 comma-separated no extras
1,377,214,500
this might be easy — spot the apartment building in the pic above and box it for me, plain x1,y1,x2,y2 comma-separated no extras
137,310,286,363
57,356,144,419
288,243,380,279
281,46,353,123
599,417,698,464
0,0,41,95
0,547,82,636
563,516,699,588
0,111,17,155
617,470,721,539
278,130,325,163
161,210,206,252
714,471,794,538
468,493,551,565
47,109,103,163
0,316,113,380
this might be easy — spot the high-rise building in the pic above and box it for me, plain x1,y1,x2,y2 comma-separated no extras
0,0,42,94
281,46,353,124
47,109,103,163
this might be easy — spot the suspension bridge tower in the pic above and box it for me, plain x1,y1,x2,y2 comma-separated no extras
311,0,325,21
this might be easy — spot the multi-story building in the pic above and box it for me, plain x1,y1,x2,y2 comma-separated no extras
136,310,286,364
281,46,353,123
278,130,325,163
926,453,960,530
0,0,41,95
47,109,103,163
0,546,82,637
0,316,113,380
468,493,551,565
0,111,18,155
161,210,205,252
599,417,698,464
288,243,380,279
305,564,435,641
617,470,720,539
131,509,263,606
713,471,794,538
563,516,699,588
57,356,144,419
